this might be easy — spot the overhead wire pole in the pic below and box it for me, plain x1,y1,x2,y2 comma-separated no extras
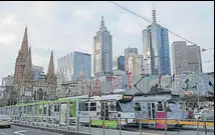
108,1,196,45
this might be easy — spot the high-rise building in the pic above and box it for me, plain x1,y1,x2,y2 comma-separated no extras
113,56,125,71
57,51,91,83
93,16,112,77
171,41,188,75
57,53,73,82
124,47,138,72
171,41,202,74
142,9,171,76
73,51,91,80
32,65,43,81
187,45,202,73
128,54,143,77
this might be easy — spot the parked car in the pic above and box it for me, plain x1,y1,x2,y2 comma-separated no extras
0,115,12,128
194,109,214,120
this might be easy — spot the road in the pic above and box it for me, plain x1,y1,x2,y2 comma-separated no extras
0,125,63,135
0,125,214,135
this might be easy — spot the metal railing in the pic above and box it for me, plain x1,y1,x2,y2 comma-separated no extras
4,113,213,135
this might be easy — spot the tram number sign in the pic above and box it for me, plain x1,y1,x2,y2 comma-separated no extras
123,95,133,100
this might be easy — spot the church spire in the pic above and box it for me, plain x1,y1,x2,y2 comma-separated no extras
46,51,57,86
47,51,55,75
20,26,28,56
28,47,32,68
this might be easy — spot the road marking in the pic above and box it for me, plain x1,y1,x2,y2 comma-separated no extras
0,132,7,135
14,130,27,135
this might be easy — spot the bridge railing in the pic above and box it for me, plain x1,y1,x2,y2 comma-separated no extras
6,114,215,135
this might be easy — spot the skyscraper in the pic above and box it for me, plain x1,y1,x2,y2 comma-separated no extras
73,51,91,80
187,45,202,73
124,47,138,72
57,51,91,83
171,41,202,74
113,56,125,71
142,9,171,76
93,16,112,77
172,41,188,75
128,54,143,77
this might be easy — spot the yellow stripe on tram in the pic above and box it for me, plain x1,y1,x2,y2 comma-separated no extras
136,119,214,127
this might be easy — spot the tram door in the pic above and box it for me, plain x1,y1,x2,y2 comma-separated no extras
59,103,67,125
148,102,156,119
101,101,109,120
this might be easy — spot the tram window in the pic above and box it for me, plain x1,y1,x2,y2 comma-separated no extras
84,103,89,111
109,102,116,111
24,106,27,113
43,107,47,115
157,102,163,111
79,102,89,111
134,103,141,111
90,103,97,111
116,102,122,112
55,104,60,112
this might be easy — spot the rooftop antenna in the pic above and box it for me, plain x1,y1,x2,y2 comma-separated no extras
152,1,156,23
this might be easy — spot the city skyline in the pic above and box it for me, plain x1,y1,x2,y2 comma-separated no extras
0,1,214,79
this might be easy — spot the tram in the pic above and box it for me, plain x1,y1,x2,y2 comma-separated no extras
0,93,135,128
132,93,188,128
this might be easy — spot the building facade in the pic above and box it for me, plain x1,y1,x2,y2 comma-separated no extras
128,54,143,77
32,65,43,81
171,41,189,75
57,51,91,84
187,45,202,73
172,41,202,74
93,16,112,77
124,47,138,72
13,27,57,103
113,56,125,71
142,10,171,76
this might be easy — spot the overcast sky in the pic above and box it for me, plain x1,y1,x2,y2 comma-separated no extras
0,1,214,79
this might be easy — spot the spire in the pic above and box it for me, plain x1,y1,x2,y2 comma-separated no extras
100,16,105,28
152,1,156,23
28,47,32,68
100,16,107,31
47,51,55,75
20,26,28,56
23,47,32,75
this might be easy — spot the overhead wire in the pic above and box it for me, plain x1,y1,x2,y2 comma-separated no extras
108,1,196,45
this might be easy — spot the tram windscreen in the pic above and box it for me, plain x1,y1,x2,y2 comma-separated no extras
119,101,134,112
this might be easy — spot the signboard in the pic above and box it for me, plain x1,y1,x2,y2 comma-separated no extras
156,112,167,129
91,120,118,128
128,72,132,88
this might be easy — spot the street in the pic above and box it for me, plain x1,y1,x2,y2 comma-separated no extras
0,125,214,135
0,125,63,135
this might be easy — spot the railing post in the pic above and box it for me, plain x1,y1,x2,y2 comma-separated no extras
177,119,180,134
88,117,91,134
197,118,199,135
102,116,105,135
204,120,207,135
76,116,79,133
139,121,142,135
119,117,122,135
165,118,167,135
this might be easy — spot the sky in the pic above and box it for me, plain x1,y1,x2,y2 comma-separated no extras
0,1,214,80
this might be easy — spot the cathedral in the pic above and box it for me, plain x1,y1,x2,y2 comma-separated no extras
13,27,57,103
